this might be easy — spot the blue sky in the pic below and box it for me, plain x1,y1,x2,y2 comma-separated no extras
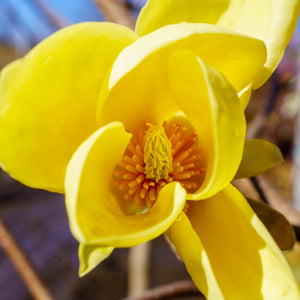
0,0,145,51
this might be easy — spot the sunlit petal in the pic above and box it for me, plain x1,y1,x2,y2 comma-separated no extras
168,50,245,199
0,22,138,192
166,212,223,299
238,83,252,110
79,243,114,277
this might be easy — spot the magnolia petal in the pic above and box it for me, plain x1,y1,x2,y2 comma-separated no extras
98,23,266,130
136,0,300,87
65,122,131,242
168,50,246,199
167,185,299,300
0,22,138,193
79,243,114,277
166,212,223,299
65,122,186,248
238,83,252,110
235,139,284,179
136,0,229,36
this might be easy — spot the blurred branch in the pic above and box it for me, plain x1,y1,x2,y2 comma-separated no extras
292,106,300,210
249,177,269,204
122,280,204,300
31,0,73,28
233,178,261,201
93,0,135,30
234,176,300,236
247,74,281,139
256,175,300,227
128,242,151,297
246,112,267,139
0,219,54,300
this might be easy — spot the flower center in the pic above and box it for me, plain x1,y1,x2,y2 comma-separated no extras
112,122,204,209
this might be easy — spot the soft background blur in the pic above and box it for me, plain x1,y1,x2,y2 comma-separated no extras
0,1,299,299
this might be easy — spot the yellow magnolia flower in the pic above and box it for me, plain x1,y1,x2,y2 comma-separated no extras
0,1,298,299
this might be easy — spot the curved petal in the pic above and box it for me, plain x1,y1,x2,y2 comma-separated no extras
78,243,114,277
168,50,246,199
97,23,266,130
136,0,300,87
238,83,252,110
65,122,186,248
0,22,138,192
166,212,223,299
65,122,131,242
136,0,230,36
166,185,299,299
235,139,284,179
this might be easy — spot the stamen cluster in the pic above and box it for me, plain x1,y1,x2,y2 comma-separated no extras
113,122,204,209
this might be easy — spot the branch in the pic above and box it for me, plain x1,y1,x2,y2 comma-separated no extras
256,175,300,227
246,73,281,139
246,112,267,139
234,176,300,228
0,219,54,300
122,280,204,300
128,242,151,296
93,0,136,30
233,178,261,201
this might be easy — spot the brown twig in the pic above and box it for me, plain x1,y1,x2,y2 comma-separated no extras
93,0,136,30
246,73,281,139
235,176,300,227
233,178,261,201
122,280,204,300
0,219,54,300
246,112,267,139
256,175,300,226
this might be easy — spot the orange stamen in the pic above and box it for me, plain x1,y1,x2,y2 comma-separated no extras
112,122,205,209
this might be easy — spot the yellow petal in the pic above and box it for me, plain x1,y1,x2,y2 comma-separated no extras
166,212,223,299
168,50,246,199
0,22,138,193
65,122,186,247
136,0,300,87
167,185,300,299
98,23,266,130
78,243,114,277
238,83,252,110
235,139,284,179
136,0,229,36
